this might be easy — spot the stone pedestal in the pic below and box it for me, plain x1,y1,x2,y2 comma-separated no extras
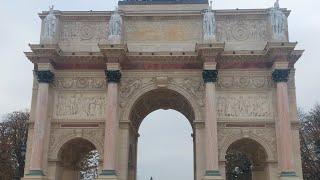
280,175,301,180
22,175,48,180
203,175,224,180
97,175,118,180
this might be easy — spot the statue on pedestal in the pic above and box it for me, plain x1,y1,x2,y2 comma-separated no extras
108,7,123,44
42,6,57,40
269,0,287,41
203,1,216,43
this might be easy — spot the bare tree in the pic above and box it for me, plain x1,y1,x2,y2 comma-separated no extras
299,104,320,180
0,111,29,180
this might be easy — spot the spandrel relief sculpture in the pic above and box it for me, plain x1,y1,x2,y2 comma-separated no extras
108,8,123,44
203,1,216,42
269,0,287,41
54,93,106,119
41,6,57,42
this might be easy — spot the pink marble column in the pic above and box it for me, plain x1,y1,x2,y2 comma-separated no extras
273,69,297,177
101,70,121,176
29,70,54,176
202,70,222,177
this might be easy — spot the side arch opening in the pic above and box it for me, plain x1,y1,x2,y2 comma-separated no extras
225,138,268,180
57,138,101,180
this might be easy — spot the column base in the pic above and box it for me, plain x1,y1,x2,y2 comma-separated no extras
97,170,118,180
22,177,48,180
280,171,300,180
22,175,48,180
203,170,224,180
97,175,118,180
22,170,48,180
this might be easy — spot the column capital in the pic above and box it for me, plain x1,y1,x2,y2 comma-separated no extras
272,69,290,83
202,70,218,83
105,70,122,83
35,70,54,83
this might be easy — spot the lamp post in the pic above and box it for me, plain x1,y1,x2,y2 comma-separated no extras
14,133,27,180
21,141,27,176
315,140,320,157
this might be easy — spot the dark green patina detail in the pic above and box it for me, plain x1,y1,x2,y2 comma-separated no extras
105,70,122,83
202,70,218,83
280,171,297,177
100,170,117,176
27,170,45,176
35,70,55,83
272,69,290,82
205,170,221,176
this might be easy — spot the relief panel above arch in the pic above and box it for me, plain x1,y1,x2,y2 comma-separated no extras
51,71,107,121
53,92,107,120
216,71,275,122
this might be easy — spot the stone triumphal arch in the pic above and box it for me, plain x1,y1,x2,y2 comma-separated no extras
23,0,304,180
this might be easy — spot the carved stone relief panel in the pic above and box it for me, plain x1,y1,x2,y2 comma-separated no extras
125,16,202,42
53,92,106,120
53,77,106,90
60,21,108,42
217,71,273,90
216,17,268,42
216,93,273,120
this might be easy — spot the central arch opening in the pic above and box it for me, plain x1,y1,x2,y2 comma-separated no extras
128,89,196,180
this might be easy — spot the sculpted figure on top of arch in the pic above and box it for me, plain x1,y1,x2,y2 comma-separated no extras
42,6,57,41
269,0,287,41
203,1,216,42
108,7,122,43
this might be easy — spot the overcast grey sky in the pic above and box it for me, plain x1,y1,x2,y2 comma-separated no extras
0,0,319,180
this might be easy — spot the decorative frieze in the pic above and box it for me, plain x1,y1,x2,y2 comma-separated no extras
53,77,106,90
272,69,290,82
202,70,218,83
35,70,55,83
105,70,122,83
216,93,272,119
217,73,273,89
216,18,268,42
60,21,108,42
53,93,106,119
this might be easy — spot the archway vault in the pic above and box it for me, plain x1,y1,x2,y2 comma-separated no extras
129,88,195,130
